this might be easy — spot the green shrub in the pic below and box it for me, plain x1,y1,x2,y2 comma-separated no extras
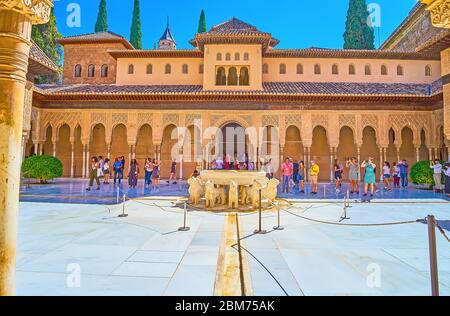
22,155,63,183
410,160,445,186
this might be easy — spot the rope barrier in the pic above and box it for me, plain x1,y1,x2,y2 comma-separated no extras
436,223,450,244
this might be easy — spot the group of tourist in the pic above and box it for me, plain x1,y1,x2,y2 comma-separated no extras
85,155,178,191
210,154,256,171
85,152,450,198
278,156,450,198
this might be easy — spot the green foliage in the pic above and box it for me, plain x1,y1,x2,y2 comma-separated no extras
410,160,445,186
197,10,207,33
343,0,375,49
130,0,142,49
95,0,108,33
31,8,62,83
22,155,63,183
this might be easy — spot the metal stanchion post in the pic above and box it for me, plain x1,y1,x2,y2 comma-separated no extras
323,184,326,199
116,189,120,204
273,201,284,231
254,189,267,234
118,193,128,218
178,200,190,231
427,215,439,296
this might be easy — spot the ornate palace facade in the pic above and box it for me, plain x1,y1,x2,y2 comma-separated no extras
23,4,450,181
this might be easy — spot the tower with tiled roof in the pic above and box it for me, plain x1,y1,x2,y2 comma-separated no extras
158,17,176,50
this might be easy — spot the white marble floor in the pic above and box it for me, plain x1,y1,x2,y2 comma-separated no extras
17,200,224,296
16,199,450,296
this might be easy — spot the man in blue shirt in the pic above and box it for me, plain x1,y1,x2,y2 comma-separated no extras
398,160,409,188
113,158,123,184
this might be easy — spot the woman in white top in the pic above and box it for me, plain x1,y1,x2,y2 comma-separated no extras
382,161,392,191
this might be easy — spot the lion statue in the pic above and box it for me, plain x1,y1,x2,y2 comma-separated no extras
188,176,204,205
228,180,239,209
239,185,251,205
248,178,279,208
205,181,220,208
217,185,227,205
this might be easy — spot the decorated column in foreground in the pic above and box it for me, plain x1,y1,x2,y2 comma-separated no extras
0,0,52,295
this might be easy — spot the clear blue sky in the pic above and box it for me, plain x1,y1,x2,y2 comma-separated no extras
54,0,419,49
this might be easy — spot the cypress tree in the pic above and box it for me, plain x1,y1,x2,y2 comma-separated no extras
95,0,108,33
197,9,206,33
130,0,142,49
343,0,375,49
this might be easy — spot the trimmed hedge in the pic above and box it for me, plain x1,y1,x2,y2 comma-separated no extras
410,160,445,186
22,155,63,183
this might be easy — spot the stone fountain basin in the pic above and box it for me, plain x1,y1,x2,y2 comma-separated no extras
200,170,267,186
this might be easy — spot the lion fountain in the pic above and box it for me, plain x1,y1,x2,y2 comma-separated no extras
187,170,279,211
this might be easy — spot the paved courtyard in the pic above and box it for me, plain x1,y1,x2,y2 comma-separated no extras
17,197,450,296
19,178,450,205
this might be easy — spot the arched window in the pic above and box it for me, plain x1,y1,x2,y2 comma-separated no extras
262,63,269,74
349,64,356,75
239,67,250,86
165,64,171,74
332,64,339,75
425,65,432,77
74,64,82,77
88,64,95,77
146,64,153,74
182,64,189,74
243,53,249,61
364,64,371,75
235,53,240,61
397,65,404,76
217,53,222,61
228,67,238,85
101,64,108,78
381,65,388,75
128,64,134,75
314,64,321,75
199,63,204,74
279,63,286,75
225,53,231,61
297,63,303,74
216,67,226,86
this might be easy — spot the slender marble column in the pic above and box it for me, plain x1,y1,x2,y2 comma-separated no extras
70,143,75,178
81,144,86,179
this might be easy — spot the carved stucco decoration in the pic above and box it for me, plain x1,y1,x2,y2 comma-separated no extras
421,0,450,28
361,114,378,130
137,113,153,129
0,0,52,24
91,112,107,128
22,82,33,131
163,113,179,128
112,113,128,127
311,114,328,129
262,115,279,127
185,114,201,126
284,114,302,129
42,111,82,131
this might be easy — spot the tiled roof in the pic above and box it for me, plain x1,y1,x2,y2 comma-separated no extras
29,40,58,73
58,31,134,49
207,18,269,36
190,18,279,50
35,81,441,97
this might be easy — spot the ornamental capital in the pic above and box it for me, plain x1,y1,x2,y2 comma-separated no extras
420,0,450,29
0,0,53,24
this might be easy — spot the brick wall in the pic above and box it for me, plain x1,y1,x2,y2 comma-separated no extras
62,42,126,84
